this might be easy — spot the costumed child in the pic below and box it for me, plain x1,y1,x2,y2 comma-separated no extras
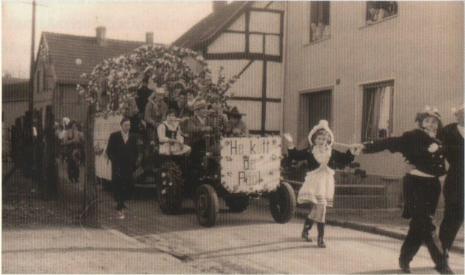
157,109,191,156
357,106,452,274
284,120,357,248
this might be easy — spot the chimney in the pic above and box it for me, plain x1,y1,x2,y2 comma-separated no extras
212,1,227,13
145,32,154,45
96,26,106,46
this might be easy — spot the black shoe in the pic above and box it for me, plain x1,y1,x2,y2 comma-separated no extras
399,258,411,274
435,264,454,274
317,236,326,248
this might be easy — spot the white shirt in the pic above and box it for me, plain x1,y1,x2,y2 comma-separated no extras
121,131,129,144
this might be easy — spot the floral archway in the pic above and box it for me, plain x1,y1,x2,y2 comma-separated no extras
77,44,239,116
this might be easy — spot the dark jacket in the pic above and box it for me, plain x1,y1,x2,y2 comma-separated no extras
136,86,152,116
363,129,446,177
439,123,464,204
288,147,355,172
106,131,138,180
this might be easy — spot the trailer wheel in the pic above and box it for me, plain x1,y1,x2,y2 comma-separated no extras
224,195,249,213
157,160,183,214
195,184,219,227
269,181,296,223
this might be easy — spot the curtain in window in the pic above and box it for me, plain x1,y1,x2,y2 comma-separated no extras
364,85,392,140
377,86,391,138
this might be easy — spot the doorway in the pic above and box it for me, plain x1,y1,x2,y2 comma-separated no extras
299,89,332,147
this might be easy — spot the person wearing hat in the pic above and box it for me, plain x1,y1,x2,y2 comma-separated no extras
184,100,213,189
356,106,452,274
144,86,168,143
438,104,464,267
284,120,357,248
224,106,249,137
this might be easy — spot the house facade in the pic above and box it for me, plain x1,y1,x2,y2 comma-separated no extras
282,1,464,178
174,1,285,134
176,1,464,182
33,28,154,125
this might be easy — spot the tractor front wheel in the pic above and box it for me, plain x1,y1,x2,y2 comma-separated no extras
195,184,219,227
269,181,296,223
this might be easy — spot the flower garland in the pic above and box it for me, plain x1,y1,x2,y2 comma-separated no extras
77,44,239,117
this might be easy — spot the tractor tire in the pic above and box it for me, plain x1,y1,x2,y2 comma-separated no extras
157,160,183,214
269,181,296,223
195,184,219,227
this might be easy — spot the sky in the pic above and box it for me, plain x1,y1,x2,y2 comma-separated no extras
2,0,215,78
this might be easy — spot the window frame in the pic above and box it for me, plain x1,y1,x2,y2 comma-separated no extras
364,1,398,26
308,1,331,44
361,80,394,142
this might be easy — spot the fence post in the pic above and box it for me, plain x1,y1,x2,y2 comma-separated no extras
82,103,98,226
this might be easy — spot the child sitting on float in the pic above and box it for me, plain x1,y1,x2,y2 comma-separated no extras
157,109,191,156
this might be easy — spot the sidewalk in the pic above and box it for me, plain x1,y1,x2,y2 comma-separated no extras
2,227,197,274
296,206,464,254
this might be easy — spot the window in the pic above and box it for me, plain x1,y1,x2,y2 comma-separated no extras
309,1,330,43
366,1,398,24
362,81,394,141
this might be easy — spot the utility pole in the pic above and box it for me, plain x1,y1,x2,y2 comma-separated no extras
29,0,36,115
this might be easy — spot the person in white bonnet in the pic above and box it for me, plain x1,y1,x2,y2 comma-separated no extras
284,120,358,248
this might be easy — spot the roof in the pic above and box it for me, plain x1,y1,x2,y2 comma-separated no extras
2,77,28,85
42,32,162,84
173,1,252,50
2,79,29,102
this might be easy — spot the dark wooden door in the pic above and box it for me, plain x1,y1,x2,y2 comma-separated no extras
307,90,332,129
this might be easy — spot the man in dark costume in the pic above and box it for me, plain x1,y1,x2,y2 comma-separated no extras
439,104,464,269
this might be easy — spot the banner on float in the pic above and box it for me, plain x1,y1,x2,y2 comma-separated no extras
93,114,123,180
220,136,282,194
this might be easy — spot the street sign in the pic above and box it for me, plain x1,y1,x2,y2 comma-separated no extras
220,136,282,194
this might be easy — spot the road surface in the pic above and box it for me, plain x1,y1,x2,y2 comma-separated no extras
98,189,464,274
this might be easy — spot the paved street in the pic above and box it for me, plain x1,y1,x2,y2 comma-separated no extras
97,189,464,274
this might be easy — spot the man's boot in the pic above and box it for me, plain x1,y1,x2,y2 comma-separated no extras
399,257,411,274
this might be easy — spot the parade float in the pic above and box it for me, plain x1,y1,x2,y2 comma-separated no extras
78,45,295,227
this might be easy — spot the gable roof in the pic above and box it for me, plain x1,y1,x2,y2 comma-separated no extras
42,32,162,84
172,1,252,50
2,78,29,102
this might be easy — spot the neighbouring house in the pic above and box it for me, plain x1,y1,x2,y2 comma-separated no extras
174,1,285,135
33,27,158,125
2,77,29,130
282,1,463,179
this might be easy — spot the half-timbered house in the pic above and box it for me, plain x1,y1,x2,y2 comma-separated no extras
174,1,285,135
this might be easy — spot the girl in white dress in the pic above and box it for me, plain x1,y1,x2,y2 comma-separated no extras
285,120,357,248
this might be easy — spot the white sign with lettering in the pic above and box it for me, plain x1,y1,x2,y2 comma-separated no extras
94,114,122,180
220,136,282,194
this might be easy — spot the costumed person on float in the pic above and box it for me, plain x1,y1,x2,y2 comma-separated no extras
144,85,168,144
157,108,191,156
439,104,464,268
356,106,452,274
224,106,249,137
284,120,358,248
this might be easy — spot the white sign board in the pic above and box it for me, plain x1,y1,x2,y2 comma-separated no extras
220,136,282,194
94,114,123,180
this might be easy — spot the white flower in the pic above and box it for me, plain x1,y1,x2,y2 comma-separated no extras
428,143,439,153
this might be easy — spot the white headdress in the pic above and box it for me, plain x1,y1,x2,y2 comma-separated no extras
307,120,334,146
